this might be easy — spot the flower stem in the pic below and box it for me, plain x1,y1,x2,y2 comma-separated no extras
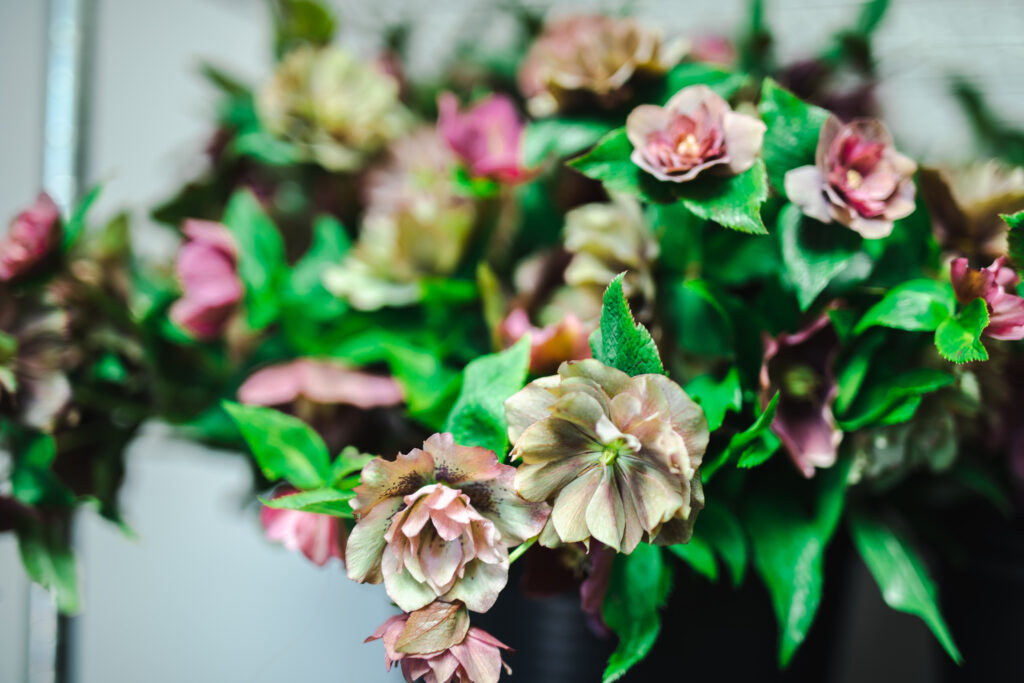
508,536,537,564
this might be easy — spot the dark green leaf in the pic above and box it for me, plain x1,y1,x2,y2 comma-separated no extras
855,279,955,334
674,159,769,235
703,393,779,479
695,502,748,587
685,368,742,432
17,518,79,614
8,430,73,508
666,279,735,357
669,535,718,581
591,274,665,376
62,184,102,252
330,445,374,488
839,368,954,430
262,487,355,516
444,337,531,458
1003,210,1024,275
285,214,350,319
849,512,962,663
222,190,287,330
523,118,614,167
934,298,989,364
273,0,336,58
778,203,863,310
567,128,674,203
385,343,462,432
602,544,672,682
222,401,329,489
758,79,830,193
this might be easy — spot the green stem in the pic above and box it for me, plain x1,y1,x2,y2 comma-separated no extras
508,536,537,564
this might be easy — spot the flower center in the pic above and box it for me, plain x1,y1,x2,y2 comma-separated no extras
675,133,700,157
782,364,820,401
845,169,863,189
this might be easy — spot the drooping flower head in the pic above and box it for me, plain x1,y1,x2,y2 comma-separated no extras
324,129,476,310
950,256,1024,340
257,45,411,171
0,193,61,282
346,433,549,613
505,359,709,553
626,85,766,183
261,491,346,567
368,601,511,683
760,316,842,478
785,116,917,238
169,220,242,340
518,15,684,117
0,291,70,432
438,93,529,183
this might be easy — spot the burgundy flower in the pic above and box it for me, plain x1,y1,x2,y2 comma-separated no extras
261,494,346,567
0,193,61,282
785,116,917,238
626,85,765,183
760,316,842,478
169,220,242,340
950,256,1024,340
498,308,591,374
438,93,529,183
368,602,512,683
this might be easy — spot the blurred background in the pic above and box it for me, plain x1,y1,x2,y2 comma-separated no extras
1,1,1023,682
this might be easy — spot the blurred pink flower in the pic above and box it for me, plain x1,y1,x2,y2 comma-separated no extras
626,84,765,183
950,256,1024,340
760,316,842,478
169,220,242,340
498,308,591,374
261,493,346,567
238,358,404,409
0,193,61,281
786,116,917,238
690,36,737,66
368,603,512,683
438,93,529,183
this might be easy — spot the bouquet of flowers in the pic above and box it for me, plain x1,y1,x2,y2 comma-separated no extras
6,1,1024,681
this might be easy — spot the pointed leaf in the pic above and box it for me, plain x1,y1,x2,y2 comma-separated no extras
758,79,830,193
778,203,863,310
591,274,665,377
602,544,672,682
222,401,329,489
855,279,956,334
934,298,989,364
222,190,287,330
261,488,355,516
17,518,79,614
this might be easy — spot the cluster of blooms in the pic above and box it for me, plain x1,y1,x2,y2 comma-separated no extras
8,2,1024,681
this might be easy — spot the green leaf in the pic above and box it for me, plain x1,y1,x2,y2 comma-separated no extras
695,502,748,587
8,429,74,508
330,446,374,488
848,512,962,663
674,159,769,235
745,456,851,667
523,118,614,167
934,298,989,364
838,368,954,430
703,393,779,479
602,544,672,682
222,401,329,489
662,62,751,101
231,130,302,166
591,274,665,377
758,79,830,193
62,184,102,252
262,488,355,516
285,214,350,319
273,0,336,58
855,279,956,334
567,128,674,203
669,535,718,582
444,337,531,458
666,279,735,357
17,518,79,614
384,343,462,431
778,203,863,310
1002,210,1024,275
222,190,287,330
685,368,742,432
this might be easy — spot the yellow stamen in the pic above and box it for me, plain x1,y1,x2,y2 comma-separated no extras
676,134,699,157
846,169,863,189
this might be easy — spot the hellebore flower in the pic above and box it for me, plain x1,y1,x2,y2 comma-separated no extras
518,15,684,117
169,220,242,340
0,193,61,282
563,197,659,317
346,433,548,613
760,316,842,478
324,129,476,310
498,308,592,375
690,36,737,66
368,601,512,683
257,45,411,171
950,256,1024,340
437,93,529,183
261,493,346,567
626,85,765,183
238,358,403,410
505,359,709,553
785,116,917,239
0,291,70,432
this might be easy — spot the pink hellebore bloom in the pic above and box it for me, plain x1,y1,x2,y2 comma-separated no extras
760,316,842,478
626,84,765,183
498,308,592,374
690,36,737,66
346,433,549,613
238,358,404,410
0,193,61,281
785,116,917,239
169,220,242,340
438,93,529,183
368,602,511,683
950,256,1024,340
261,494,346,567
